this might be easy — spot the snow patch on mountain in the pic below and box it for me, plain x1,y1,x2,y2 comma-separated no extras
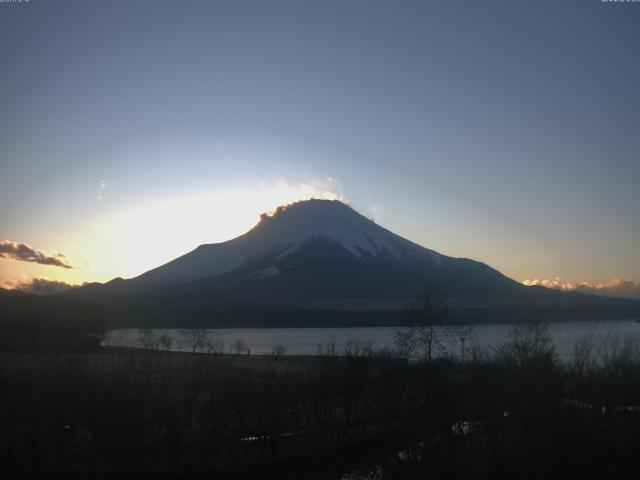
245,267,280,280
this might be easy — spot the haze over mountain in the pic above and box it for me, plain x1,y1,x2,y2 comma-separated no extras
70,199,638,327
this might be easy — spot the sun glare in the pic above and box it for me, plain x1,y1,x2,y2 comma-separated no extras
68,179,342,282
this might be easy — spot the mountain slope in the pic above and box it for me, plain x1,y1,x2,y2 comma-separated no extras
134,200,443,285
105,199,524,300
71,199,639,326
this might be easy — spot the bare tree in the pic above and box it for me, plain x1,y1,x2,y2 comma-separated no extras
138,328,160,350
394,287,449,363
466,334,491,364
570,329,598,378
343,338,374,357
495,321,556,366
599,333,638,379
206,331,225,354
159,334,173,352
393,326,417,360
315,342,337,357
232,338,247,355
180,328,209,354
272,344,287,358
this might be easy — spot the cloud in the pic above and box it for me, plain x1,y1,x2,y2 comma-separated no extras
523,277,640,299
1,277,80,295
273,177,344,203
0,240,73,269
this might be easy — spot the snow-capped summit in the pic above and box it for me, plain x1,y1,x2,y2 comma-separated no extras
249,200,443,261
132,199,443,287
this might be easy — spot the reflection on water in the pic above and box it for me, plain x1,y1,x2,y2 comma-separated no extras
103,319,640,362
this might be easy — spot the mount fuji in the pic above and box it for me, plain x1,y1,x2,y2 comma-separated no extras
74,199,639,327
96,199,523,298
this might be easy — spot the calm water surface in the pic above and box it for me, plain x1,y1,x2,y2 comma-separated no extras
103,319,640,362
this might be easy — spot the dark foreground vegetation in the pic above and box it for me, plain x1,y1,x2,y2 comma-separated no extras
2,289,640,478
2,329,640,479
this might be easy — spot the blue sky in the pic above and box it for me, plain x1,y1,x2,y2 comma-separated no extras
1,0,639,293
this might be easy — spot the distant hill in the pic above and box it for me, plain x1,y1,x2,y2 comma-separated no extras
0,288,105,351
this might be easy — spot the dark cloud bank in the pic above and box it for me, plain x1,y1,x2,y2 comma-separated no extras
0,240,72,269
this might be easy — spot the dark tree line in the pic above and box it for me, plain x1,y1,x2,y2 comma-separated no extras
0,291,105,352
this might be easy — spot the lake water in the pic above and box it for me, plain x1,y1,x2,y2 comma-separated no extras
103,319,640,362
